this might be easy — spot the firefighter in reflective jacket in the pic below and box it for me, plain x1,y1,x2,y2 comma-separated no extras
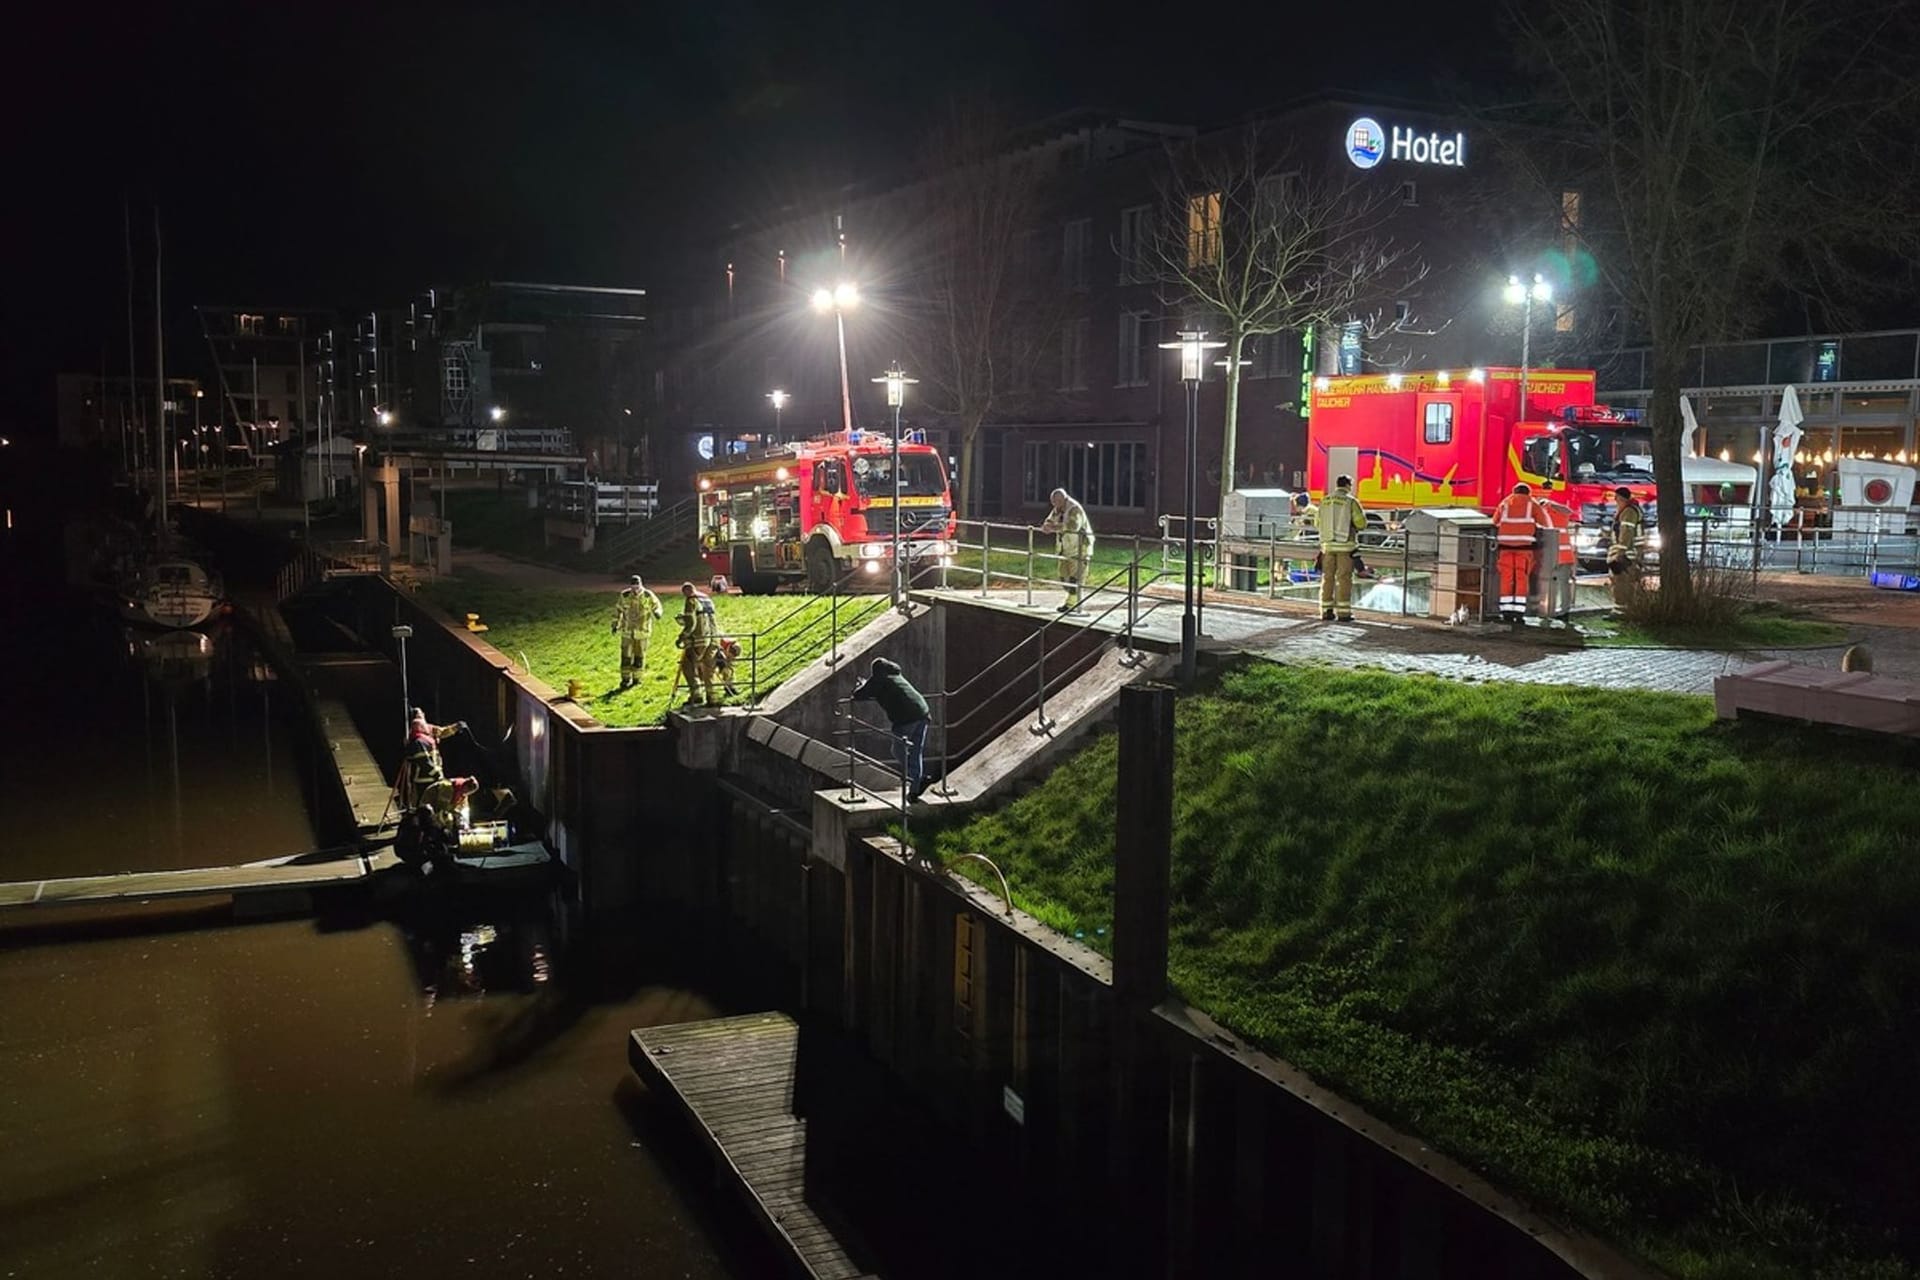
1607,485,1646,601
612,575,663,690
1493,482,1552,623
1537,479,1579,622
1041,488,1094,612
677,582,721,708
1314,475,1365,621
400,707,477,820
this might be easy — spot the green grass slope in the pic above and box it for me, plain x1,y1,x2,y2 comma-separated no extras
414,571,885,726
921,663,1920,1279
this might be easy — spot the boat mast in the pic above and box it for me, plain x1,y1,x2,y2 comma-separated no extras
154,207,168,542
124,200,141,485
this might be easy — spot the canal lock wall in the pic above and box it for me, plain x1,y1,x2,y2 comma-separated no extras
320,574,1651,1280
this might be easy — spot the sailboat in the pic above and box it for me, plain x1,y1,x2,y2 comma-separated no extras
118,205,223,630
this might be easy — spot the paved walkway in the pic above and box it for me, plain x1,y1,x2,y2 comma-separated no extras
924,585,1914,696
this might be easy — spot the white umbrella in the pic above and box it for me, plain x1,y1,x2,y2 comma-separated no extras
1680,395,1701,453
1771,385,1805,525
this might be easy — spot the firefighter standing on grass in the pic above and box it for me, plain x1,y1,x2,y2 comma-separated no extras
1493,482,1552,623
1608,485,1646,602
1315,476,1365,621
677,582,721,708
611,575,663,690
1042,488,1094,612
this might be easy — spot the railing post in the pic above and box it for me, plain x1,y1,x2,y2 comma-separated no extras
828,587,841,666
1126,553,1140,662
750,632,759,706
980,523,992,598
842,708,860,804
1268,529,1278,600
1025,524,1035,609
1030,626,1052,735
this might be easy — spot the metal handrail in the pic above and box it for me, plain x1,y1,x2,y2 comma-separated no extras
832,698,917,825
939,555,1169,768
733,570,891,707
944,853,1013,917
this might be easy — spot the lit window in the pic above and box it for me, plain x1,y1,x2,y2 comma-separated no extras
1423,401,1454,444
1186,191,1221,268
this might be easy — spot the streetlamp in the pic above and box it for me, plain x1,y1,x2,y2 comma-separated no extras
767,388,789,442
810,282,860,436
1503,273,1553,421
488,405,506,423
391,625,414,739
1160,330,1225,685
871,364,918,606
375,405,395,428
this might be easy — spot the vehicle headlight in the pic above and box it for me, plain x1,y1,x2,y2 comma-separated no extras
1574,529,1601,550
862,559,881,574
860,542,887,559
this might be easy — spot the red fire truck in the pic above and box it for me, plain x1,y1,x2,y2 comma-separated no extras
1306,367,1660,559
696,430,958,593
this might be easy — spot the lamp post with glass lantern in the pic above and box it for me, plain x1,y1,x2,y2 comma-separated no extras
1160,330,1225,684
810,283,860,436
872,365,918,606
1503,273,1553,421
767,388,788,442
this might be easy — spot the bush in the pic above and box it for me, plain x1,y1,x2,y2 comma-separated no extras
1615,552,1754,630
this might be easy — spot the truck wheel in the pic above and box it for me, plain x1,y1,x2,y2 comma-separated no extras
805,536,836,594
729,545,755,589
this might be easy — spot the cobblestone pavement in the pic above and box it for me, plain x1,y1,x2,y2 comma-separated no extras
925,585,1918,696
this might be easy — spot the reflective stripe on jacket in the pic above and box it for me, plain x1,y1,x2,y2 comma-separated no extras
1494,493,1548,548
1315,492,1365,552
614,587,663,637
1610,501,1645,560
1540,501,1577,566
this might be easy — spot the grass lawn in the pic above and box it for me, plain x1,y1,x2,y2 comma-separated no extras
1584,600,1849,650
413,570,888,725
919,663,1920,1279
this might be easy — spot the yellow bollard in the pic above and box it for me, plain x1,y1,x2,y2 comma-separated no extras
465,612,489,633
566,678,584,701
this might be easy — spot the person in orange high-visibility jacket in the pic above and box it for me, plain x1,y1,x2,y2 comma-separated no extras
1492,482,1551,623
1537,479,1579,622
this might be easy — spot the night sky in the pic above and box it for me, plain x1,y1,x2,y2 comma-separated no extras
3,0,1498,428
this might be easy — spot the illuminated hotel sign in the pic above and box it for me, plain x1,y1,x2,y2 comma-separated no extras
1345,117,1467,170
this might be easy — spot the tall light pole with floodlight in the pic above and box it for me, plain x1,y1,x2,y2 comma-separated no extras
810,283,860,436
1503,273,1553,421
1160,330,1225,684
872,365,918,606
767,388,788,442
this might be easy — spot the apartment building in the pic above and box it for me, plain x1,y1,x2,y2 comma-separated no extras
648,96,1585,530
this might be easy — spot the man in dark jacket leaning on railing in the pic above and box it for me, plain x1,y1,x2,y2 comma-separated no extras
851,656,931,801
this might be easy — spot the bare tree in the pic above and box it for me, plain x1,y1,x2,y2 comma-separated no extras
1505,0,1920,607
899,104,1059,517
1147,129,1427,509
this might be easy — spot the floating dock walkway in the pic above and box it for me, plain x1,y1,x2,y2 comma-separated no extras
629,1013,876,1280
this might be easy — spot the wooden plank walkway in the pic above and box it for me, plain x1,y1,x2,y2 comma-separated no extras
0,845,552,913
0,854,376,910
628,1013,876,1280
313,693,401,835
